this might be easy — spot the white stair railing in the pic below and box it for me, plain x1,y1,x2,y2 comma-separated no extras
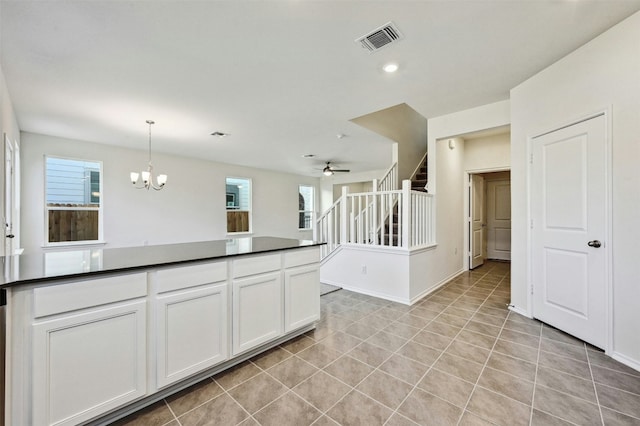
376,162,398,191
314,197,342,259
316,180,435,259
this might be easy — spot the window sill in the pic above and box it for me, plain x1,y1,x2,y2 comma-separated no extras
226,232,253,237
42,241,107,250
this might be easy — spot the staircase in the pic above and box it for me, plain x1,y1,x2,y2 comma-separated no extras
315,153,434,260
411,156,428,192
383,155,428,246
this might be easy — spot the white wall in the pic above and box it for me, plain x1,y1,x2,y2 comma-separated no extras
421,101,511,290
427,100,510,195
350,103,427,183
21,132,319,254
319,169,385,213
510,11,640,367
464,133,510,172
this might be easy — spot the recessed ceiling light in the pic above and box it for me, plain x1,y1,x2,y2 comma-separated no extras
383,63,399,73
302,154,315,158
211,131,229,137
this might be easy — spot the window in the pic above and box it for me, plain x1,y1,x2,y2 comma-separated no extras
298,185,314,230
226,177,251,233
45,156,102,244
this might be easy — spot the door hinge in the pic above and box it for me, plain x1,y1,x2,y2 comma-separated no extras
529,153,533,164
530,219,533,229
530,285,534,295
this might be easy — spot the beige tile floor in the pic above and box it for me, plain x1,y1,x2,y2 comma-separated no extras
113,261,640,426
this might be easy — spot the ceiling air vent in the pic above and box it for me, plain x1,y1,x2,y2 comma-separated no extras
356,22,403,52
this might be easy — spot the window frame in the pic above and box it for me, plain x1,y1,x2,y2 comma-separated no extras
225,176,252,235
44,155,104,247
298,184,315,231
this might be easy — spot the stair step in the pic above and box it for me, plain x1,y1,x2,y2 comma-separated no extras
415,173,427,180
383,237,400,246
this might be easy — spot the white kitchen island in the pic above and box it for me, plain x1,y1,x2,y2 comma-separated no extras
0,237,323,426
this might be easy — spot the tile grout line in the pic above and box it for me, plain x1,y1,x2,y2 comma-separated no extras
377,266,507,425
456,275,514,425
162,399,181,425
378,271,498,424
297,290,442,423
244,266,508,424
527,317,544,425
170,362,262,425
586,346,607,425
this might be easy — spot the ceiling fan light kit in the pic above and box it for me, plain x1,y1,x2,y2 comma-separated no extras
322,161,350,176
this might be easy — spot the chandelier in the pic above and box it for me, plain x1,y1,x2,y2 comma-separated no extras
130,120,167,190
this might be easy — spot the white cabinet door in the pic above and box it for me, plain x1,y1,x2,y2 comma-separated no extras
469,174,485,269
486,180,511,261
156,283,228,388
232,272,283,355
32,300,146,426
284,264,320,333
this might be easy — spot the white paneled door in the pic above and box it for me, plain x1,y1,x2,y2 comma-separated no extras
486,180,511,261
469,174,485,269
532,114,607,349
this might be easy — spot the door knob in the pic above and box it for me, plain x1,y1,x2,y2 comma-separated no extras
587,240,601,248
5,234,14,239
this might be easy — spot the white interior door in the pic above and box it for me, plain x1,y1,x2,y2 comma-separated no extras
4,134,15,256
487,180,511,260
532,114,607,349
469,174,485,269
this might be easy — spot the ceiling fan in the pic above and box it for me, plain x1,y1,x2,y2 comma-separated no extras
322,161,350,176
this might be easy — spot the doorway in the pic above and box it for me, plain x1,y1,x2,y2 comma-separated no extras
466,170,511,270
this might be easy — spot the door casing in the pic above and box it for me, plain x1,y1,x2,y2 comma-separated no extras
463,167,510,272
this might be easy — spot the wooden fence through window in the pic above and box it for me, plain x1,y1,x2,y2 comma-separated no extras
48,203,99,242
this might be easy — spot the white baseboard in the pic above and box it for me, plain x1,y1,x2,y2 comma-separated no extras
507,304,531,318
323,279,410,305
610,351,640,373
320,278,345,288
409,268,464,305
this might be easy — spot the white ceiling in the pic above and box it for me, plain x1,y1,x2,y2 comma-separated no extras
2,1,639,176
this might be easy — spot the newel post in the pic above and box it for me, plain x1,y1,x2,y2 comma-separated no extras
402,180,411,248
340,186,349,244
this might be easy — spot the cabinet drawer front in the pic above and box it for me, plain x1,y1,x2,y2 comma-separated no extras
157,261,227,293
283,247,320,268
233,253,281,278
33,273,147,318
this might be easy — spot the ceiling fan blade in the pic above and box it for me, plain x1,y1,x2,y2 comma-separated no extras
332,169,350,173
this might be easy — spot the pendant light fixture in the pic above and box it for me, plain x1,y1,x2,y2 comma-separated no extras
130,120,167,190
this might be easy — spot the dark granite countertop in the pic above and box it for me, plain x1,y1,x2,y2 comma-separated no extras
0,237,325,288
